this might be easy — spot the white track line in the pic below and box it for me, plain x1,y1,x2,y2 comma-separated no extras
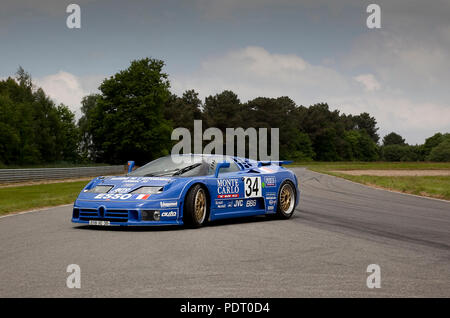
0,204,72,219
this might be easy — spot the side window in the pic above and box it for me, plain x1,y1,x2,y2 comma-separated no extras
219,161,240,174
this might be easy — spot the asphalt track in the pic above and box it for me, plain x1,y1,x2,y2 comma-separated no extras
0,168,449,297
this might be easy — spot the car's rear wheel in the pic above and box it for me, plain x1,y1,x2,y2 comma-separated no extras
276,181,296,219
184,184,208,227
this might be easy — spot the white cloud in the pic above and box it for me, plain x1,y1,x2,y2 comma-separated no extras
353,74,381,92
173,46,351,105
172,46,450,144
34,71,102,119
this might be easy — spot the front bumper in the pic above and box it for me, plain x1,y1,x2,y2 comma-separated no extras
71,199,183,226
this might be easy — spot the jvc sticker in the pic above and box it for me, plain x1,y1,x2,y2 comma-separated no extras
244,177,262,198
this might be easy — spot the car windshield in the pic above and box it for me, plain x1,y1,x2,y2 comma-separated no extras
127,155,239,177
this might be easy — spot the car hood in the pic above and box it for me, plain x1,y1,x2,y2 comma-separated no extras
97,176,174,189
76,175,177,201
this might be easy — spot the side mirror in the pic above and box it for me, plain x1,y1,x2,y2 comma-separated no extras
127,161,135,173
214,162,230,178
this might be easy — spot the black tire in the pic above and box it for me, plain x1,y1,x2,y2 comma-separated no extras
183,184,209,227
276,180,296,219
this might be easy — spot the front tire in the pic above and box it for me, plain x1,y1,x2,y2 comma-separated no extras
183,184,209,227
276,181,296,219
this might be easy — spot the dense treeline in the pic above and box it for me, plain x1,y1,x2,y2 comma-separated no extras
1,60,449,166
0,68,79,165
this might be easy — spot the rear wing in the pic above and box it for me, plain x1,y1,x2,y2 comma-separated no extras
257,160,293,167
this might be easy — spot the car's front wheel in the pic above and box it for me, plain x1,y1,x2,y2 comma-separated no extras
183,184,208,227
276,181,296,219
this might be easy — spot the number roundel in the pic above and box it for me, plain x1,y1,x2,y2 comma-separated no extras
244,177,262,198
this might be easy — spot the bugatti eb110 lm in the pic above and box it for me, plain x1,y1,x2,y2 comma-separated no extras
71,154,300,227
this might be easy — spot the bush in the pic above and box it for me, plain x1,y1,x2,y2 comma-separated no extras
381,144,418,161
427,139,450,162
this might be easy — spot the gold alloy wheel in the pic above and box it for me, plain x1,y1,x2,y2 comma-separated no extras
280,183,294,213
194,188,206,223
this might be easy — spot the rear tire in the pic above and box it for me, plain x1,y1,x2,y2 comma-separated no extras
276,181,296,219
183,184,209,227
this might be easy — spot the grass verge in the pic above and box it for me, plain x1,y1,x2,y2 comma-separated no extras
293,161,450,201
293,161,450,171
326,173,450,200
0,180,87,216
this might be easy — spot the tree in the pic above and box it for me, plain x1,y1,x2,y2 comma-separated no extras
203,90,243,131
427,139,450,162
353,112,379,143
423,133,450,157
342,130,378,161
164,89,202,132
382,144,417,161
78,94,100,160
382,132,405,146
82,58,173,164
56,104,80,162
0,69,80,165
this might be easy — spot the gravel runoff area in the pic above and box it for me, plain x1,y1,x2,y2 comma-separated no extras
331,170,450,176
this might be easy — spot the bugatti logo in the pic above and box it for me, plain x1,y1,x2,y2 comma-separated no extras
98,206,105,218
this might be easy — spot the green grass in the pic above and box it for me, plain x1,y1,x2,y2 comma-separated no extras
0,181,87,215
293,161,450,171
326,173,450,200
291,161,450,200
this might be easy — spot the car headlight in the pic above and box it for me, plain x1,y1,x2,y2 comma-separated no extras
132,186,163,194
86,185,113,193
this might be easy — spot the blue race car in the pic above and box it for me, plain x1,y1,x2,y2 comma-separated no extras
72,154,300,227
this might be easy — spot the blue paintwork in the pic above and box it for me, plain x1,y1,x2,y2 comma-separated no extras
71,156,300,226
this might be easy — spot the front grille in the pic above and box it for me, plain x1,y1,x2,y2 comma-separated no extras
76,208,130,223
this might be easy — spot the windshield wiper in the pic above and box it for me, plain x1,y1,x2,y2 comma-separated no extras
172,163,202,176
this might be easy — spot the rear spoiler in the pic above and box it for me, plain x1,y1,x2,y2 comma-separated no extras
257,160,293,167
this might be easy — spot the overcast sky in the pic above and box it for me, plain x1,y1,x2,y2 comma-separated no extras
1,0,449,144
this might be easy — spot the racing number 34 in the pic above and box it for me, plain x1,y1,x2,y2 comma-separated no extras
244,177,262,198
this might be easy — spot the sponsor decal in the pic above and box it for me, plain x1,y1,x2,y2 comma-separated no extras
217,178,240,197
94,193,132,200
260,167,275,173
269,199,276,205
111,187,131,194
217,193,239,199
161,211,177,217
160,201,178,208
136,194,151,200
267,205,275,211
233,200,244,208
263,176,276,187
246,199,257,207
215,200,226,208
